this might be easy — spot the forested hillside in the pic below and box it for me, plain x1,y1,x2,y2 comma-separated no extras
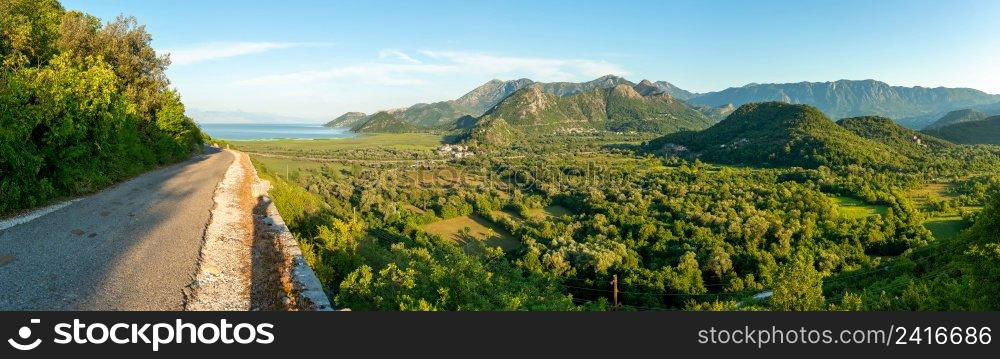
923,116,1000,145
647,102,908,169
837,116,954,155
0,0,203,216
350,111,422,133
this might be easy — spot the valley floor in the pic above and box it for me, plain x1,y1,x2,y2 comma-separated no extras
237,131,1000,311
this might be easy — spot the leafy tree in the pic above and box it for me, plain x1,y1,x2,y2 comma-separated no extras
55,13,171,120
666,252,706,295
706,246,733,279
0,0,64,68
770,254,826,311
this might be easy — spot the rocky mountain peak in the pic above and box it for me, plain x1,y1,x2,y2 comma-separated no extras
588,74,630,87
634,80,664,96
455,78,536,113
611,83,643,99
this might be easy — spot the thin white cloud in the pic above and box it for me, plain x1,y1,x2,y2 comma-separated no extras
164,42,329,65
235,50,629,86
378,49,422,64
419,50,628,81
237,63,455,86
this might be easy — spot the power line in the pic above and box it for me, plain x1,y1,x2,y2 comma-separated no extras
824,270,960,305
558,283,760,297
559,245,965,309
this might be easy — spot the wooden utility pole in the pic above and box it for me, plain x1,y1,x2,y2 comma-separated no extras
611,275,620,310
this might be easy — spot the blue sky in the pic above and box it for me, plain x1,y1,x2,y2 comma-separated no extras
63,0,1000,122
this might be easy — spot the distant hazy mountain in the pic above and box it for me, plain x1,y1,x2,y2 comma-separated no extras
923,115,1000,145
925,109,989,130
693,103,737,122
462,84,713,147
188,109,318,124
978,101,1000,115
906,101,1000,130
325,112,367,128
688,80,1000,126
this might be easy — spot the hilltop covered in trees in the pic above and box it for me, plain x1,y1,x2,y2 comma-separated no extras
646,102,909,169
837,116,953,151
1,0,203,215
350,111,423,133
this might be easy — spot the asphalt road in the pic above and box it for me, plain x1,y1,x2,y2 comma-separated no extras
0,148,234,310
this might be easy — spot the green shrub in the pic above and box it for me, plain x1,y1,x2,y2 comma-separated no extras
0,2,202,216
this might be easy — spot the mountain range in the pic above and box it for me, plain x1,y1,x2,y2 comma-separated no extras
687,80,1000,128
326,75,701,128
458,83,713,146
327,76,1000,132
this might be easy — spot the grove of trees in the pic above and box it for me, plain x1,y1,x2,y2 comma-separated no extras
1,0,202,215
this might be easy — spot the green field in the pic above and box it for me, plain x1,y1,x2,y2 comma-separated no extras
923,215,969,241
834,197,889,219
233,133,444,153
907,182,954,210
422,215,520,251
904,182,975,241
253,156,329,173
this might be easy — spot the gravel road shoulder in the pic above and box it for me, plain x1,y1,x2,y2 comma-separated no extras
185,150,256,310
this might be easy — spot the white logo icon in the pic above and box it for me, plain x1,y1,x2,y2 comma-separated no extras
8,319,42,351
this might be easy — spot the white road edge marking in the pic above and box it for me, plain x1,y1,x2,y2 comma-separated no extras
0,199,82,231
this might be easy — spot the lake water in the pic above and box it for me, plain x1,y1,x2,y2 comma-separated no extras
199,123,354,141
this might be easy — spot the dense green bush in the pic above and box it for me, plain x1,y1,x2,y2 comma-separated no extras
0,0,202,216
